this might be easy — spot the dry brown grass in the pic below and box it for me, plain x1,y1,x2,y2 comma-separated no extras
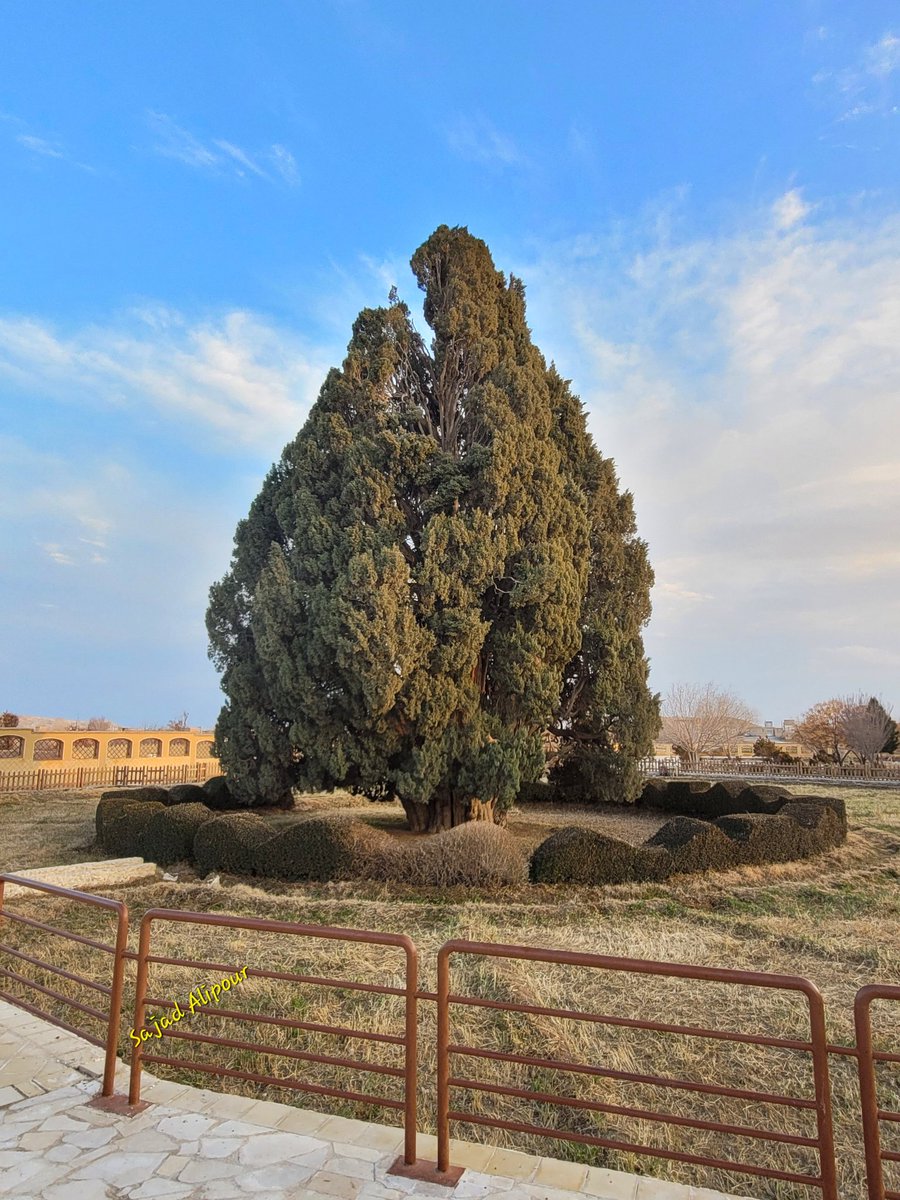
0,783,898,1198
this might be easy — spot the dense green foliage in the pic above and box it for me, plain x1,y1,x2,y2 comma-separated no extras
164,783,208,806
252,817,391,882
530,827,667,885
207,226,658,827
142,803,213,866
193,813,272,875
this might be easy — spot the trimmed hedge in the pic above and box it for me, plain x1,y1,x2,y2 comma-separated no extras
202,775,238,811
96,793,166,847
396,823,528,888
253,816,394,882
193,814,273,876
529,827,668,885
165,784,209,807
647,816,740,874
143,803,214,866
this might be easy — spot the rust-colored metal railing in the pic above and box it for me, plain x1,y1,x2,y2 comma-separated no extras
855,984,900,1200
128,908,420,1166
435,940,839,1198
0,874,129,1097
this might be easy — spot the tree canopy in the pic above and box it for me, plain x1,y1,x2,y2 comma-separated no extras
207,226,658,828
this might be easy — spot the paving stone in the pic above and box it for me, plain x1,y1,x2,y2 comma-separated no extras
533,1156,589,1192
70,1151,168,1187
114,1128,180,1154
331,1141,385,1163
16,1130,60,1151
42,1179,115,1200
635,1178,694,1200
207,1118,265,1138
157,1111,219,1139
63,1125,120,1149
178,1157,244,1184
239,1098,293,1127
449,1170,517,1197
305,1171,364,1198
157,1153,190,1178
238,1130,328,1166
481,1147,538,1180
242,1161,322,1190
276,1106,330,1135
196,1135,245,1158
583,1165,640,1198
129,1180,197,1198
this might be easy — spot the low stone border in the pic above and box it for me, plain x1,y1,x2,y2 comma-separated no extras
3,858,158,899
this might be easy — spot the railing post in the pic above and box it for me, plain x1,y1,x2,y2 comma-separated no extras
128,914,154,1106
436,945,451,1174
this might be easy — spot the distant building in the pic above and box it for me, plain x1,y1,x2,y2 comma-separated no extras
652,719,807,760
0,727,218,772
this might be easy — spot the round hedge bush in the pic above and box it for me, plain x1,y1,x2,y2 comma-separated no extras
646,816,740,874
529,827,668,886
96,793,166,849
143,803,214,866
394,822,528,888
253,816,394,882
165,783,209,807
202,775,237,811
193,814,273,876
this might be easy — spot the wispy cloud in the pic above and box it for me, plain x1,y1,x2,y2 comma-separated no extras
1,114,95,171
445,115,524,167
519,199,900,708
146,111,300,186
0,307,330,450
814,29,900,124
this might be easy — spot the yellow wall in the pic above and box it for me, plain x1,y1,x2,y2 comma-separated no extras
0,728,219,772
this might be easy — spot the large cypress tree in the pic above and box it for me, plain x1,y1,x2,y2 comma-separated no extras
207,226,658,829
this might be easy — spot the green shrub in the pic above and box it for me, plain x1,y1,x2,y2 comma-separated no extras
393,823,528,888
100,801,162,859
143,803,214,866
714,814,804,865
202,775,239,811
776,794,847,835
516,781,557,805
193,814,273,875
778,802,845,852
529,826,666,885
646,817,739,874
253,816,393,882
97,787,169,844
165,784,209,807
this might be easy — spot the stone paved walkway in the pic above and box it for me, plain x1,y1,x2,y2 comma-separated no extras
0,1000,739,1200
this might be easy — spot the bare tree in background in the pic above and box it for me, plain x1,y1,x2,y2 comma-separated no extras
796,698,853,765
840,695,896,765
0,712,18,728
167,712,190,731
87,716,115,731
662,683,757,768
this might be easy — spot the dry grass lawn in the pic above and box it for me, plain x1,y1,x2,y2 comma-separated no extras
0,783,898,1199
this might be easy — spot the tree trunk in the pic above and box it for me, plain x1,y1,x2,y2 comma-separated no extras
398,793,504,832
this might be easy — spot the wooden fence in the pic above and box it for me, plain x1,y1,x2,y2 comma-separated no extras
0,761,218,794
640,757,900,785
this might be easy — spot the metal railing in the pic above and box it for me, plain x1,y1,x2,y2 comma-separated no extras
128,907,420,1168
855,985,900,1200
435,939,839,1198
0,874,129,1096
1,877,899,1196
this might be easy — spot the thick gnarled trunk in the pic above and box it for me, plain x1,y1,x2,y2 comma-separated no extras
399,794,504,832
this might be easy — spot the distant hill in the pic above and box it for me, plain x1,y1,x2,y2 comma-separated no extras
12,716,124,731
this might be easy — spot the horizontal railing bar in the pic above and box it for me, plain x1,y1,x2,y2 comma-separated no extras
157,1025,405,1077
0,911,116,954
449,1076,817,1146
0,942,112,996
883,1150,900,1163
142,997,405,1046
448,1111,822,1188
142,955,406,997
0,988,105,1048
873,1049,900,1065
445,992,813,1051
449,1043,817,1110
0,965,106,1022
141,1052,405,1109
880,1110,900,1123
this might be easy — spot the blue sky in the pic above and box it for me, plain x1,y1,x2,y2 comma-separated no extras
1,2,899,729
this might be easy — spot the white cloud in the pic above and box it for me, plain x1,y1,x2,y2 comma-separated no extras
39,543,75,566
445,116,524,167
146,111,300,186
17,134,65,160
772,189,811,231
517,200,900,710
0,308,331,449
815,30,900,123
